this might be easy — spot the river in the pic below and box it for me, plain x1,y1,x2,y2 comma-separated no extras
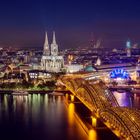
113,91,140,108
0,94,88,140
0,91,138,140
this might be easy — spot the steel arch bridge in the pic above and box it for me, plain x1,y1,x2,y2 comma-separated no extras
58,75,140,140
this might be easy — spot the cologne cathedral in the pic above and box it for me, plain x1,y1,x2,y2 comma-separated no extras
41,32,64,72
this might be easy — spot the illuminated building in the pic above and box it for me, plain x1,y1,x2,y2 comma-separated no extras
95,57,101,66
110,69,129,79
28,70,52,79
68,54,74,65
41,32,64,73
136,58,140,82
110,69,130,83
66,64,83,73
126,40,131,57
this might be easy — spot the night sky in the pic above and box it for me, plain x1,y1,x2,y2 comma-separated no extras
0,0,140,49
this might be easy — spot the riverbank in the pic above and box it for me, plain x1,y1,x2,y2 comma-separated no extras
0,89,69,94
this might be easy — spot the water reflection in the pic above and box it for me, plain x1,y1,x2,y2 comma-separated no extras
0,93,123,140
0,94,88,140
113,91,140,109
68,103,75,126
88,129,97,140
133,94,140,109
113,91,132,107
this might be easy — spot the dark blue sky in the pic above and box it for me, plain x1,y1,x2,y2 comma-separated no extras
0,0,140,49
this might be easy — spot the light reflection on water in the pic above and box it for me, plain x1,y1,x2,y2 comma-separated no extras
133,94,140,109
88,129,97,140
113,91,140,109
0,94,88,140
113,91,132,107
0,93,122,140
68,103,75,126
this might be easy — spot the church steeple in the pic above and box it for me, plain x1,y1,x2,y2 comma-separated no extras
43,32,50,55
41,31,64,73
52,31,56,44
51,31,58,56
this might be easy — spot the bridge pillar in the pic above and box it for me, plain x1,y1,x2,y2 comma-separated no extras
70,95,74,102
91,115,107,129
91,116,97,127
65,93,75,102
65,93,69,100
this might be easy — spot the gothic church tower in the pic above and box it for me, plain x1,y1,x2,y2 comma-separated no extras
41,31,64,72
43,32,50,55
51,32,58,56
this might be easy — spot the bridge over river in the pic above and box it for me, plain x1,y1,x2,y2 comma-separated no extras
57,75,140,140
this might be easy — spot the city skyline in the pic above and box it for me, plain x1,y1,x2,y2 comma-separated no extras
0,0,140,49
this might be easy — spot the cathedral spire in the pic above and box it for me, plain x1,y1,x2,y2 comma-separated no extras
44,32,49,49
52,31,56,44
51,31,58,56
41,31,64,72
44,32,50,55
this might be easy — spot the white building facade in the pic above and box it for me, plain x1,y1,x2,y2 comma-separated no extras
41,32,64,73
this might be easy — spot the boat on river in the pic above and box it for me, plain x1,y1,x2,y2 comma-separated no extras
49,92,64,96
12,90,28,96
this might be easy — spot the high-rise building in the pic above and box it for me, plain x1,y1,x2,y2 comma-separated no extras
41,32,64,72
126,40,131,57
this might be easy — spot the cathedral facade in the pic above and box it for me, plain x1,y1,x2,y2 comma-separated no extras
41,32,64,73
